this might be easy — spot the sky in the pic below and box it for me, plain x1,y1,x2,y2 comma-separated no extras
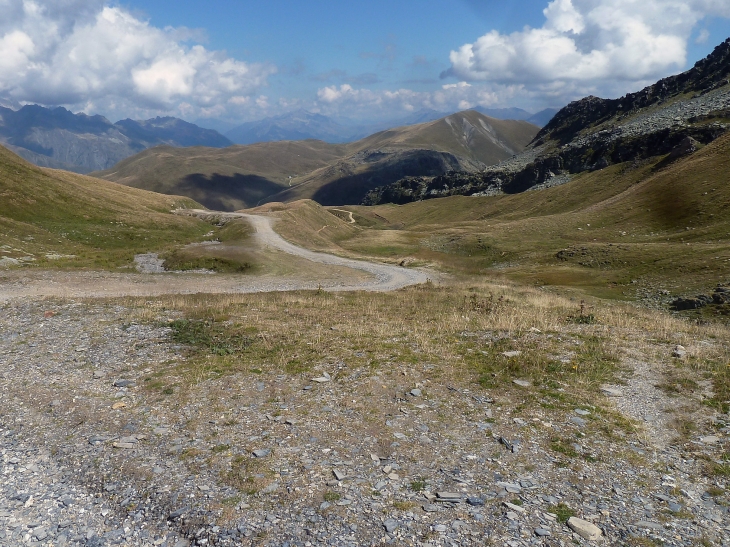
1,0,729,127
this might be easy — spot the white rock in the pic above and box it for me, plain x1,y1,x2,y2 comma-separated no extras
567,517,603,541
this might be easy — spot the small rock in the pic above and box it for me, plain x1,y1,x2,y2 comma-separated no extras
700,435,720,444
600,386,623,397
168,507,189,520
383,519,399,533
409,388,422,397
574,409,591,416
333,469,346,481
567,517,602,540
501,351,522,358
535,528,551,537
112,442,136,449
512,379,531,387
635,520,663,530
467,497,485,507
436,492,463,503
570,416,587,427
113,379,135,388
252,449,271,458
503,501,525,513
672,345,687,358
423,504,440,512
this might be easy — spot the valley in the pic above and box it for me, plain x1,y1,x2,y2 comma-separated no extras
1,38,730,547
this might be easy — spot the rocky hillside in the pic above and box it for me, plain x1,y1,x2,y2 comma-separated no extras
364,38,730,205
95,111,538,209
0,105,232,173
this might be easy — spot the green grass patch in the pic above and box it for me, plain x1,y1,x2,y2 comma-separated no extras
168,318,254,356
547,503,576,524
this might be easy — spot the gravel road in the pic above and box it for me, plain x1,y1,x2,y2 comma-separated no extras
0,212,430,301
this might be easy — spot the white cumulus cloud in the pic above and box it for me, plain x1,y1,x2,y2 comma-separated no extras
0,0,275,119
446,0,730,99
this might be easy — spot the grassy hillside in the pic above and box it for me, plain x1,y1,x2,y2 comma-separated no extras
93,141,347,210
92,112,538,209
267,134,730,305
347,110,538,165
0,144,211,269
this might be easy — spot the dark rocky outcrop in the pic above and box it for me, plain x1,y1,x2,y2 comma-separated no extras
671,285,730,311
364,38,730,206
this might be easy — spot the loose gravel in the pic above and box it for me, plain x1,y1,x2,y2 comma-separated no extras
1,298,728,547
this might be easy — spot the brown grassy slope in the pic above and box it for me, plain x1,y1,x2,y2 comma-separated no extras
92,141,347,210
0,144,209,268
266,134,730,299
346,110,539,164
262,112,539,206
92,112,538,210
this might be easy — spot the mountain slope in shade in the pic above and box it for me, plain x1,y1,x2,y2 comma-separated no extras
95,110,539,209
0,105,232,173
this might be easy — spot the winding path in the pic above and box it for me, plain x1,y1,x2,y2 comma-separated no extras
0,211,430,300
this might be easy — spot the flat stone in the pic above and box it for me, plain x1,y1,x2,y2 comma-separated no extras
112,442,136,449
501,351,522,358
574,409,591,416
113,379,135,388
505,511,519,520
437,492,464,502
168,507,189,519
252,449,271,458
570,416,587,427
635,520,663,530
88,436,109,445
423,504,440,512
153,427,169,434
409,388,422,397
433,524,447,533
374,481,388,490
567,517,602,540
700,435,720,444
383,519,399,533
503,501,525,513
600,386,623,397
467,497,485,506
512,379,531,387
535,528,551,537
333,469,346,481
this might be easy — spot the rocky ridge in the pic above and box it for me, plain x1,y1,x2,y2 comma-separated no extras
363,38,730,205
0,106,232,173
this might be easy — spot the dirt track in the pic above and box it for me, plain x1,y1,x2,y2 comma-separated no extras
0,211,430,300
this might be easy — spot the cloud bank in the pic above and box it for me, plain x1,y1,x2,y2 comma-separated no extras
445,0,730,97
0,0,274,119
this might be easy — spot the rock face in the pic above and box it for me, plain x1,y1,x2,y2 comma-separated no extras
0,106,232,173
363,38,730,205
671,285,730,313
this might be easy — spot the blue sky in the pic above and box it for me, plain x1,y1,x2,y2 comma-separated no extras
1,0,729,125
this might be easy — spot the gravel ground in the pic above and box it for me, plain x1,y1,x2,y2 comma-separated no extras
1,297,728,547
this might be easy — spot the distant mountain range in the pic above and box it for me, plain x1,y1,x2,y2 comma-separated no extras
219,107,557,146
0,105,232,173
93,110,539,209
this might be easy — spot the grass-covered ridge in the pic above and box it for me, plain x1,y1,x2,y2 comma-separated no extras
0,144,211,269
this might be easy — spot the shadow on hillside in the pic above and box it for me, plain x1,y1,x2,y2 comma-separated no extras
179,173,282,211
